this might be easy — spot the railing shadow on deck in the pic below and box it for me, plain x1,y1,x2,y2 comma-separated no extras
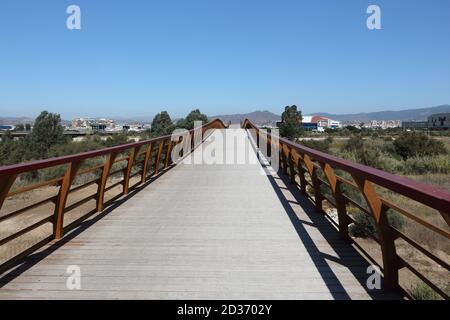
246,130,401,299
263,167,402,299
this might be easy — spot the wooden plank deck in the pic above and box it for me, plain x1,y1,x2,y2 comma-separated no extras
0,129,399,299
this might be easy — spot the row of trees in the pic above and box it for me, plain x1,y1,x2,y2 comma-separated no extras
0,109,211,167
0,111,68,165
149,109,208,137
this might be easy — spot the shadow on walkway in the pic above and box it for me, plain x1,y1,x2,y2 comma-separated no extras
262,164,401,300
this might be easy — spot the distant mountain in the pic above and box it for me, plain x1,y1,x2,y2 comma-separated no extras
210,110,281,125
109,116,154,123
312,105,450,122
0,117,34,125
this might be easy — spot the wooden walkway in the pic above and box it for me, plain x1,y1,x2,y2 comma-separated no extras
0,129,398,299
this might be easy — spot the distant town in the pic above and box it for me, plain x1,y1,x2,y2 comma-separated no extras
1,106,449,137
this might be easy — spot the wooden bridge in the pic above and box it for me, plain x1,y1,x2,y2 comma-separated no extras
0,120,449,299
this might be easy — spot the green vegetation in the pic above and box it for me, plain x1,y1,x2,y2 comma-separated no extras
300,137,333,153
411,283,441,300
0,108,211,169
279,105,302,140
148,108,209,137
0,111,67,166
176,109,208,130
149,111,175,137
393,131,447,160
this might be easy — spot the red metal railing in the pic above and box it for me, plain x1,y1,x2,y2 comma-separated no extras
0,119,227,274
242,119,450,299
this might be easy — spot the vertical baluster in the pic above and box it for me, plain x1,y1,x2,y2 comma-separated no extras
141,143,153,183
0,174,18,213
352,174,399,291
53,161,81,239
280,144,288,174
164,141,173,168
303,154,323,212
288,148,296,183
96,152,117,212
123,146,141,195
439,211,450,227
320,163,350,240
154,140,165,175
296,156,308,195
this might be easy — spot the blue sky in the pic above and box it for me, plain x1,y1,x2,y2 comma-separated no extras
1,0,449,119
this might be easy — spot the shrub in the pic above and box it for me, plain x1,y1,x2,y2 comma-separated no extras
411,283,441,300
393,132,447,160
349,211,377,238
342,136,385,169
401,154,450,174
387,210,405,230
343,135,364,153
301,139,332,153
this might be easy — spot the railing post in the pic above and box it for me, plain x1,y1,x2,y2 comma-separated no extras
256,130,260,149
53,161,81,239
303,154,323,212
280,144,288,175
96,152,117,212
164,141,173,168
154,140,165,175
296,157,308,195
439,211,450,227
123,146,141,195
141,143,153,183
288,148,296,183
320,162,350,241
0,174,17,212
352,174,399,291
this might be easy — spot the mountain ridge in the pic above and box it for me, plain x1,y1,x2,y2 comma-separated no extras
312,105,450,122
209,110,280,124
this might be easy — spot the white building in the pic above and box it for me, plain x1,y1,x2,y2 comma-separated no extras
301,115,342,130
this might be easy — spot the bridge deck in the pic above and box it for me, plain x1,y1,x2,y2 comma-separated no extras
0,130,397,299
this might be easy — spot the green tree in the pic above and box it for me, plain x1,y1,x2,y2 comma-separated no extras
279,105,302,139
150,111,174,137
28,111,66,159
0,132,28,165
393,132,447,160
25,123,32,131
14,124,25,131
177,109,208,130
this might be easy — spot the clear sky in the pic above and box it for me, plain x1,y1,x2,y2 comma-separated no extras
1,0,449,119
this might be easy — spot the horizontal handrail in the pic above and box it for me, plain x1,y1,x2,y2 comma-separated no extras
242,118,450,299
